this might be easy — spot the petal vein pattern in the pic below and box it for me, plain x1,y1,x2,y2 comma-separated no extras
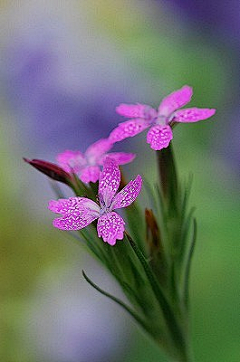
112,175,142,210
97,212,125,245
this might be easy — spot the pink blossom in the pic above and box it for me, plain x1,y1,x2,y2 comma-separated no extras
109,85,216,150
57,138,135,183
49,158,142,246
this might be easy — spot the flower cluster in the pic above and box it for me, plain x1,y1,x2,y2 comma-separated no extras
26,85,215,245
25,84,217,361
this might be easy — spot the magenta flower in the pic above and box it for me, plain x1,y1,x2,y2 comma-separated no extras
109,85,216,150
48,158,142,246
57,138,135,183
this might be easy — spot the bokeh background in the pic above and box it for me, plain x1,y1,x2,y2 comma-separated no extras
1,1,239,361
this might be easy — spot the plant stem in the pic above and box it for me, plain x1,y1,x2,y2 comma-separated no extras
156,144,179,212
156,144,195,362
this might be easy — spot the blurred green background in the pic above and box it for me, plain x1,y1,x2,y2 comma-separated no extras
1,1,239,361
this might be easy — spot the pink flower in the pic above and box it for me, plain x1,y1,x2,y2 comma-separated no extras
48,158,142,246
57,138,135,183
109,85,216,150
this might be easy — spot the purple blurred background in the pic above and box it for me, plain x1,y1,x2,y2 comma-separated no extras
1,1,240,362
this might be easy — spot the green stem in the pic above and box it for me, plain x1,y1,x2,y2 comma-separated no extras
82,270,156,337
126,233,193,361
156,144,179,212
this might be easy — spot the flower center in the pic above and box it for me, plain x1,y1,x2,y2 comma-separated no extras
100,204,112,215
154,115,167,126
86,155,96,166
98,195,113,215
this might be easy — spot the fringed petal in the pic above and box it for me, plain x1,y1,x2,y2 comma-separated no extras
48,197,100,231
80,165,101,183
109,119,150,143
97,212,125,245
147,125,173,150
99,152,135,165
112,175,142,210
85,138,113,163
158,85,193,117
56,150,86,174
116,103,148,118
98,158,121,208
173,107,216,123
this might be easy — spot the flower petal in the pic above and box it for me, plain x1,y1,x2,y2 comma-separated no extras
98,158,121,207
147,125,173,150
158,85,193,117
112,175,142,210
116,103,148,118
109,119,150,143
97,212,125,245
173,107,216,123
85,138,113,163
48,197,100,231
80,166,101,183
99,152,135,165
57,150,86,173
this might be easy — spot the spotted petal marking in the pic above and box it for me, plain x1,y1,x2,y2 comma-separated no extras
158,85,193,117
98,158,121,208
147,125,173,150
109,118,150,143
97,212,125,245
173,107,216,123
49,197,100,231
112,175,142,210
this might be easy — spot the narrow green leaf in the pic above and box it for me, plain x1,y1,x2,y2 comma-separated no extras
126,232,186,352
126,233,168,308
124,202,145,251
82,270,156,337
143,178,158,211
49,180,67,199
183,219,197,308
180,175,193,219
179,206,196,260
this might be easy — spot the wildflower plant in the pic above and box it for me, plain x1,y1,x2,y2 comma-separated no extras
25,85,216,362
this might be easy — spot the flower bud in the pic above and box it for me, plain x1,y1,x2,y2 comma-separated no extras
23,158,72,185
145,208,161,252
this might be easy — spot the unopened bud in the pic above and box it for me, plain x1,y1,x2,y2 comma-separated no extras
23,158,72,185
145,208,161,252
